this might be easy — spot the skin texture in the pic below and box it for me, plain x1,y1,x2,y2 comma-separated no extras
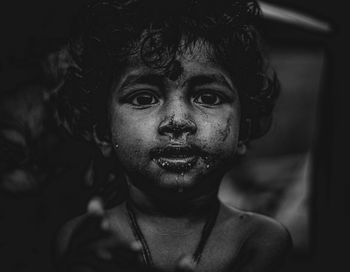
109,41,242,199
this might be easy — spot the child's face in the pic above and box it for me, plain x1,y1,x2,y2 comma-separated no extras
109,42,241,194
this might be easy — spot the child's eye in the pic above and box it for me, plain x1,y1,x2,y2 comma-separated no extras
129,92,159,106
193,91,224,106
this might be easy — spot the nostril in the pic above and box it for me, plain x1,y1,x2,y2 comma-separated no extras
158,116,197,138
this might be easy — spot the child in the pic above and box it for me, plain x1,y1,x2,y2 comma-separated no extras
54,0,292,271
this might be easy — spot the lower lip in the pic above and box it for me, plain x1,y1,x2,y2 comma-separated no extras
154,156,198,172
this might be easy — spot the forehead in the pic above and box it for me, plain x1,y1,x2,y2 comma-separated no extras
119,41,232,85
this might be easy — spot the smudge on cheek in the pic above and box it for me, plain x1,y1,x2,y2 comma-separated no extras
218,118,231,142
197,118,237,172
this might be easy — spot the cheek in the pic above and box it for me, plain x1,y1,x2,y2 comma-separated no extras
219,117,239,145
195,111,240,173
214,119,238,153
199,113,240,152
109,110,156,166
212,119,240,171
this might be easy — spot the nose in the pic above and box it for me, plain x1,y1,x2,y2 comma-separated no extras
158,104,197,140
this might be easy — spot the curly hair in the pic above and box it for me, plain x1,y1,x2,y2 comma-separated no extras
56,0,279,143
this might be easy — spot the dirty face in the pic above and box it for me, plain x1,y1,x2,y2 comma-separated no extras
109,42,241,195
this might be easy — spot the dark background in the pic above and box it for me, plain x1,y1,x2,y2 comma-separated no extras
0,1,348,271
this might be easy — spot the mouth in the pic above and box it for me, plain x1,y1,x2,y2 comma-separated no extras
150,145,199,172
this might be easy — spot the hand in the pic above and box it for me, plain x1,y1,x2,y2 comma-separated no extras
58,197,198,272
58,197,143,272
175,255,197,272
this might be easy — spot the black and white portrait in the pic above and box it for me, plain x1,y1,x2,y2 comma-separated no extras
0,1,347,272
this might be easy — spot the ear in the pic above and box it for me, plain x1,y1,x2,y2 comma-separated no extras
93,126,113,157
236,141,247,156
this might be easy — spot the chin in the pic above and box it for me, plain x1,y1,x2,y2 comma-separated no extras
155,167,220,197
128,168,199,196
125,156,225,196
158,172,193,192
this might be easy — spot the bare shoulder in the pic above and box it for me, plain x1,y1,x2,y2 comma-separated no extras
220,201,292,248
244,212,293,253
220,202,293,271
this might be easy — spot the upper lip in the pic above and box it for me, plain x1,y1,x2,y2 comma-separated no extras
150,145,198,159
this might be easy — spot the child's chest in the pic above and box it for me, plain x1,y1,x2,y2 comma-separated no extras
107,204,252,271
144,224,247,272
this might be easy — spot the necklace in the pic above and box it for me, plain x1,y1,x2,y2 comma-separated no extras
126,199,220,268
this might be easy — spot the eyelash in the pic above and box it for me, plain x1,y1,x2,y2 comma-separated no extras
125,91,160,107
192,90,227,106
123,89,229,108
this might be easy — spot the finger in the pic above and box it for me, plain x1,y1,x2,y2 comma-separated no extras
93,221,144,262
85,199,145,267
94,239,141,256
128,240,144,265
101,241,144,270
87,196,105,216
100,220,140,251
68,197,108,251
176,255,196,272
98,239,142,259
129,240,143,252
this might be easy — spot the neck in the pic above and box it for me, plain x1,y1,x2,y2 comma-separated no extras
125,182,220,265
126,182,219,223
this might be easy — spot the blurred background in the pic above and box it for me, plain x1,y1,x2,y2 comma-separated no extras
0,1,348,271
219,43,325,255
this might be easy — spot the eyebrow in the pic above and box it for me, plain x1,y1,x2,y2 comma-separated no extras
119,74,165,90
184,74,234,91
118,72,234,92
